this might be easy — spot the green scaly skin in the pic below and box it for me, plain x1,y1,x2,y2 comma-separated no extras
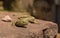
12,16,38,27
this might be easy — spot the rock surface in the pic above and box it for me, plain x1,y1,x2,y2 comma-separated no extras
0,12,58,38
0,20,58,38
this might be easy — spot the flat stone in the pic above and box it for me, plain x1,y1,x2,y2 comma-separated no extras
2,15,12,22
